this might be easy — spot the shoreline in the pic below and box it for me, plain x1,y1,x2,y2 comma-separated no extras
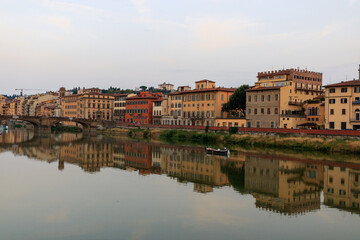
101,127,360,155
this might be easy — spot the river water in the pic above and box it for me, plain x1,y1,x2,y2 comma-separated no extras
0,129,359,240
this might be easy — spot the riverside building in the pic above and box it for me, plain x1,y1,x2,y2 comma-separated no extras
246,68,324,128
125,92,161,125
324,67,360,130
60,88,114,120
180,80,236,127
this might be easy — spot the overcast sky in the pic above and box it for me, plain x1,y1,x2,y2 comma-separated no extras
0,0,359,95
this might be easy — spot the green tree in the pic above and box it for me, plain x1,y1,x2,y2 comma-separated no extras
140,86,147,91
222,84,249,117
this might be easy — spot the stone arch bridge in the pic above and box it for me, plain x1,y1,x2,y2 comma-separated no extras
0,115,99,130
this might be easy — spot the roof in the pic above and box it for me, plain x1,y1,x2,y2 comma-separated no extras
246,86,281,92
324,79,360,88
176,87,235,94
61,92,114,98
195,79,215,83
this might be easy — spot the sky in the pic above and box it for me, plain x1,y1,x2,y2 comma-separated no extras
0,0,359,95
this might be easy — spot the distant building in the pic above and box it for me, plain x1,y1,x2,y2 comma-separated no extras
78,87,102,94
178,86,191,92
158,82,174,91
61,91,114,120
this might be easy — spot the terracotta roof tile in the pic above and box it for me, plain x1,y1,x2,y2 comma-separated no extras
324,80,360,88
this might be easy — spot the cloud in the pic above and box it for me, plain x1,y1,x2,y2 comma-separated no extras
187,17,258,50
349,0,358,5
43,16,73,31
35,0,104,17
131,0,151,14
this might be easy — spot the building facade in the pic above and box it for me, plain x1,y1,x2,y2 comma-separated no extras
324,79,360,130
247,68,324,128
113,93,136,122
125,92,161,125
180,80,235,126
61,91,114,120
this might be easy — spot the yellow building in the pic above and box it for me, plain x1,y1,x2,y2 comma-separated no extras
61,90,114,120
247,68,324,128
181,80,235,126
163,92,183,125
0,95,8,115
9,97,26,116
324,78,360,130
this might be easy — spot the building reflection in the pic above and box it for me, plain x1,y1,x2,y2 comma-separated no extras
324,165,360,214
244,155,323,215
160,146,230,193
1,131,360,215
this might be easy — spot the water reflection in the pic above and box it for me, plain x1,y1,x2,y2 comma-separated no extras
1,130,360,216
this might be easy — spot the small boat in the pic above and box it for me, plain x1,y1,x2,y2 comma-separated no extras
205,147,230,156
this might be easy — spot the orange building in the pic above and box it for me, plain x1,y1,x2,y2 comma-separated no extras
61,90,114,120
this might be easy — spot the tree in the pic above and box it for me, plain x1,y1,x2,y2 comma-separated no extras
140,86,147,91
222,84,249,117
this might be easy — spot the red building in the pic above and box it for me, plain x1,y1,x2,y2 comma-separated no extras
125,92,161,125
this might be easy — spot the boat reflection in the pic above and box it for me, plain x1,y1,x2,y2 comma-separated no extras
0,131,360,216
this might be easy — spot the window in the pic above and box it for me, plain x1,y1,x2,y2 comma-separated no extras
275,108,278,114
339,190,346,195
248,108,251,114
341,98,348,104
254,109,258,115
254,96,258,102
256,121,260,128
329,99,335,104
271,121,275,128
267,108,271,114
275,94,278,101
329,88,335,93
261,95,265,102
330,109,334,115
261,108,264,114
221,94,224,101
329,122,335,129
341,88,347,93
355,87,360,93
342,109,346,115
248,96,251,102
267,95,270,101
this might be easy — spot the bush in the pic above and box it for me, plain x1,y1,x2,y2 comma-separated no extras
229,127,238,135
205,125,209,133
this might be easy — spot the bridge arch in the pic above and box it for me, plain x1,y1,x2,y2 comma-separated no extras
0,115,40,128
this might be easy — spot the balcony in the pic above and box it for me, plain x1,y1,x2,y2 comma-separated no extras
350,118,360,123
280,114,306,118
295,86,323,92
288,101,303,106
352,101,360,105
